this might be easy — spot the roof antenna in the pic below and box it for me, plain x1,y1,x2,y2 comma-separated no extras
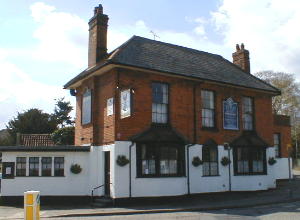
150,30,160,40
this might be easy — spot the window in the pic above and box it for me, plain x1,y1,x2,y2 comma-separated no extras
152,83,168,124
274,133,281,157
16,157,26,176
202,145,218,176
29,157,39,176
242,97,254,130
42,157,52,176
82,89,92,125
234,147,266,175
137,143,185,177
201,90,215,128
54,157,64,176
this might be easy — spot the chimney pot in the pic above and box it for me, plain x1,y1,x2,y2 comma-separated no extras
232,43,250,74
241,43,245,50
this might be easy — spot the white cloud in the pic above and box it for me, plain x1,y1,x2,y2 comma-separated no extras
211,0,300,75
30,2,88,68
0,49,71,129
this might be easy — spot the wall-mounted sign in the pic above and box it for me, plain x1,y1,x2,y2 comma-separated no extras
2,162,15,179
120,89,131,119
223,97,238,130
107,98,114,116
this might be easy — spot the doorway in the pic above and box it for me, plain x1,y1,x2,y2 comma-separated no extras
104,151,110,196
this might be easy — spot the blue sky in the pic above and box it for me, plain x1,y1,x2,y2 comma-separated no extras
1,0,300,129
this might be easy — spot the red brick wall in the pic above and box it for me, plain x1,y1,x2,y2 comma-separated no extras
273,115,291,158
74,70,116,146
74,67,288,150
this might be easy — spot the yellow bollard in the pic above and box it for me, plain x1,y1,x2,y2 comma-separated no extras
24,191,40,220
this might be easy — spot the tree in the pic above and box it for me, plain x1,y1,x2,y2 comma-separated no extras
255,71,300,116
51,127,75,145
6,108,57,144
52,98,74,128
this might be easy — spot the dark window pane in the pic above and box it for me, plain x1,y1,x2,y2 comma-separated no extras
82,89,92,124
42,157,52,176
54,157,64,176
29,157,39,176
16,157,26,176
201,90,215,128
202,145,218,176
152,83,168,123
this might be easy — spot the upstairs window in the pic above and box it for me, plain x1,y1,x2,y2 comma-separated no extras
152,83,168,124
82,89,92,125
201,90,215,128
274,133,281,157
54,157,64,176
16,157,26,176
242,97,254,130
29,157,39,176
42,157,52,176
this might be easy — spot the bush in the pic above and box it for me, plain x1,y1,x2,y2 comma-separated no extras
70,164,82,174
268,157,277,165
116,155,130,166
192,156,203,167
221,156,231,166
51,127,75,145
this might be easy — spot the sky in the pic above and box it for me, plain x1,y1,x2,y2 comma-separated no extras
1,0,300,129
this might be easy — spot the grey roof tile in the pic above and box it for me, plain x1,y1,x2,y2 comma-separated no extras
65,36,280,94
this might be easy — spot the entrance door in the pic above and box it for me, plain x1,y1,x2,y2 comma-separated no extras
104,151,110,196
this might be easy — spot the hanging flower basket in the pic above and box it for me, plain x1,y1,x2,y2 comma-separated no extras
221,156,231,166
192,156,203,167
268,157,277,165
116,155,130,167
70,164,82,174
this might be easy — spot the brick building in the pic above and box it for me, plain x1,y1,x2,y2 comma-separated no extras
0,4,291,202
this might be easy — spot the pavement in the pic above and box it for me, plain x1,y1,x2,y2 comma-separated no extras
1,170,300,219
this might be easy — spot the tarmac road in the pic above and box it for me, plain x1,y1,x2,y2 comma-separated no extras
47,200,300,220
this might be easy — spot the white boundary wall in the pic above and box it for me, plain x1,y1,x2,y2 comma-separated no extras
1,146,105,197
1,142,291,198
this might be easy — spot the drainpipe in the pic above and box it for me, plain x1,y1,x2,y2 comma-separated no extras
129,141,134,198
224,143,232,192
187,143,196,195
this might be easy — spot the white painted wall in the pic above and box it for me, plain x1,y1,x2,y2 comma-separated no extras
274,158,292,180
1,146,105,197
1,142,291,198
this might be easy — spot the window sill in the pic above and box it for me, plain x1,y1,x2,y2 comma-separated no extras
202,175,220,177
234,173,267,176
15,176,65,178
201,127,219,132
136,175,186,178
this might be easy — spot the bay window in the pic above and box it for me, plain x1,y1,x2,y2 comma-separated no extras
137,143,185,177
234,147,266,175
202,145,218,176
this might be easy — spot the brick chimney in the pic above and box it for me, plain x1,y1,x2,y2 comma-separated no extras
232,43,250,74
88,4,109,68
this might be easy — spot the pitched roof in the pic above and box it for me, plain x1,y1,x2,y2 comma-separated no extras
130,124,190,144
65,36,280,94
230,131,270,148
20,134,55,147
0,146,90,152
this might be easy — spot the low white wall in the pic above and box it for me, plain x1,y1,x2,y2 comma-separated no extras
274,158,292,180
1,147,105,197
189,145,229,193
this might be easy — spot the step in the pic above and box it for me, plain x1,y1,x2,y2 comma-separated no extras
92,196,113,208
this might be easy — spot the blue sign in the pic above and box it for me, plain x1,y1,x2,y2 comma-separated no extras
223,98,238,130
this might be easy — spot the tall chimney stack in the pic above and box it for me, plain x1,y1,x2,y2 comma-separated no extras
232,43,250,74
88,4,109,68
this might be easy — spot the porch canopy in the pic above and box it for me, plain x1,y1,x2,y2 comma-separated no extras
229,131,269,148
130,125,190,144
